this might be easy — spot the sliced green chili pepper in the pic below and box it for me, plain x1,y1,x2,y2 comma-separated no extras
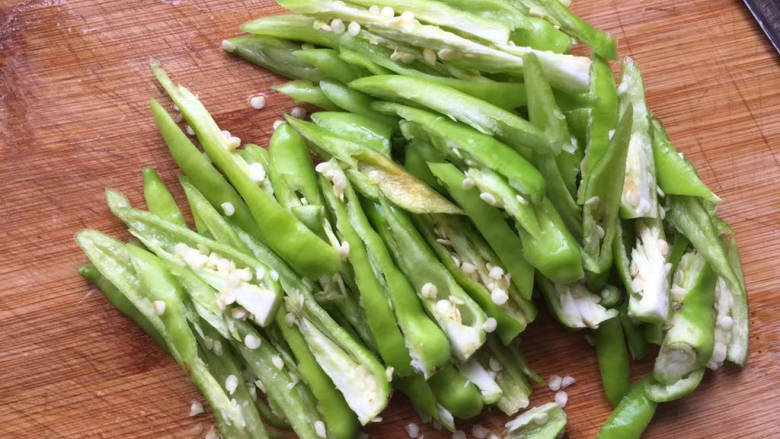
284,115,461,214
107,190,282,326
149,98,262,244
428,364,484,419
223,35,324,82
76,231,250,438
415,213,537,345
504,402,567,439
427,162,536,294
352,75,557,154
581,105,633,275
666,195,748,365
293,48,369,84
651,118,721,203
522,52,581,237
645,368,705,403
511,0,617,59
654,250,716,384
403,138,447,193
596,376,657,439
481,336,533,416
272,311,359,439
319,168,415,376
594,316,630,407
337,36,529,110
273,80,339,110
311,111,392,155
338,48,393,75
79,264,167,349
196,325,273,439
365,199,488,360
142,167,187,227
623,217,671,324
618,58,658,219
376,101,546,203
241,14,339,47
578,56,618,202
458,355,503,405
180,176,249,252
395,374,454,431
538,278,618,329
326,164,451,377
151,64,342,278
598,285,622,308
619,306,649,360
319,79,397,127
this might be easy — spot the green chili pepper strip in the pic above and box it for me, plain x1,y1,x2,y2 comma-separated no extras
241,14,339,47
338,48,393,75
336,171,451,377
483,336,532,416
504,402,567,439
336,36,529,110
365,199,488,361
107,191,282,327
427,162,535,296
651,118,721,203
582,105,633,275
197,325,272,439
666,195,748,365
645,369,705,403
578,56,618,202
395,374,454,430
311,111,392,155
273,80,340,110
512,0,617,60
618,58,658,219
284,115,461,214
151,63,342,279
223,35,324,82
594,317,631,407
428,364,484,419
179,177,249,252
273,311,359,439
376,101,545,203
293,48,368,84
654,250,716,384
415,214,536,345
350,75,557,154
79,264,167,349
596,377,657,439
76,231,249,438
319,79,397,127
619,306,649,361
319,170,414,376
142,167,187,227
149,98,262,243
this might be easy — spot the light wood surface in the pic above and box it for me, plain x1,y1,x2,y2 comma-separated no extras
1,0,778,437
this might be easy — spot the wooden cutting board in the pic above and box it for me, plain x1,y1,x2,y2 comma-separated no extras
1,0,778,437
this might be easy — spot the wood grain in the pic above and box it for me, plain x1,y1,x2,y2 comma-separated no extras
1,0,778,438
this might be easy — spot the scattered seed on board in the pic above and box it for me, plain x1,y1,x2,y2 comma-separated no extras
189,400,204,417
204,425,219,439
273,119,284,130
405,423,420,438
561,375,576,389
472,424,490,439
548,375,562,391
555,390,568,407
453,430,466,439
249,95,266,109
221,39,235,52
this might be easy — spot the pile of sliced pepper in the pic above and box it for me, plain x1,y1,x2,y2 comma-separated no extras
75,1,749,438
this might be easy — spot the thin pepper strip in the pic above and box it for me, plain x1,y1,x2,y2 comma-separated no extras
273,80,340,110
596,377,657,439
594,316,630,406
151,63,342,279
142,167,187,227
666,195,748,365
223,35,324,82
